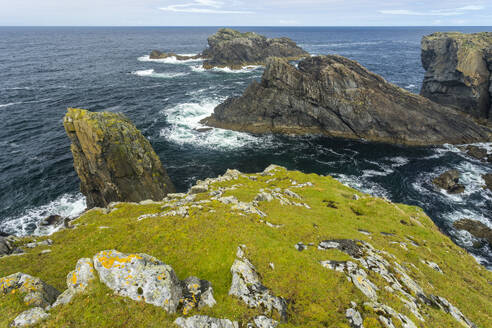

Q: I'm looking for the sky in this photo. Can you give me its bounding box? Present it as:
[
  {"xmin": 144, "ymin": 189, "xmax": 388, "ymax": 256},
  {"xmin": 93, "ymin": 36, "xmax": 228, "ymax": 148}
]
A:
[{"xmin": 0, "ymin": 0, "xmax": 491, "ymax": 26}]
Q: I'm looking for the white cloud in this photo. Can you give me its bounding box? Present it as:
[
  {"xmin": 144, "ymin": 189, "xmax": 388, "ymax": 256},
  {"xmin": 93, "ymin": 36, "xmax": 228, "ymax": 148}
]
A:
[
  {"xmin": 159, "ymin": 0, "xmax": 254, "ymax": 14},
  {"xmin": 380, "ymin": 4, "xmax": 485, "ymax": 16}
]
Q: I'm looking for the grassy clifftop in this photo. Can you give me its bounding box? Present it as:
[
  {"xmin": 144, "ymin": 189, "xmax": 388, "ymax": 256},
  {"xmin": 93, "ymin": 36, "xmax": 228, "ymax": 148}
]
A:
[{"xmin": 1, "ymin": 166, "xmax": 491, "ymax": 327}]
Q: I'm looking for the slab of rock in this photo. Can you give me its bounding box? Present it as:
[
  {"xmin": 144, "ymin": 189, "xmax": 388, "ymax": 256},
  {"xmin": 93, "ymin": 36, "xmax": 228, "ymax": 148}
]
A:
[
  {"xmin": 0, "ymin": 273, "xmax": 60, "ymax": 308},
  {"xmin": 432, "ymin": 170, "xmax": 465, "ymax": 194},
  {"xmin": 10, "ymin": 307, "xmax": 49, "ymax": 327},
  {"xmin": 53, "ymin": 258, "xmax": 97, "ymax": 307},
  {"xmin": 174, "ymin": 315, "xmax": 238, "ymax": 328},
  {"xmin": 229, "ymin": 246, "xmax": 287, "ymax": 319},
  {"xmin": 421, "ymin": 32, "xmax": 492, "ymax": 120},
  {"xmin": 202, "ymin": 56, "xmax": 491, "ymax": 146},
  {"xmin": 453, "ymin": 219, "xmax": 492, "ymax": 246},
  {"xmin": 201, "ymin": 28, "xmax": 308, "ymax": 69},
  {"xmin": 64, "ymin": 108, "xmax": 175, "ymax": 208}
]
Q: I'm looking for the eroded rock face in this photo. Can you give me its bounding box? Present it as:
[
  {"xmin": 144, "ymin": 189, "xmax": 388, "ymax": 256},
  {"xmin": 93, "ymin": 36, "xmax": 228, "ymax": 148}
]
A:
[
  {"xmin": 229, "ymin": 246, "xmax": 287, "ymax": 320},
  {"xmin": 201, "ymin": 28, "xmax": 309, "ymax": 69},
  {"xmin": 453, "ymin": 219, "xmax": 492, "ymax": 247},
  {"xmin": 421, "ymin": 32, "xmax": 492, "ymax": 120},
  {"xmin": 64, "ymin": 108, "xmax": 175, "ymax": 208},
  {"xmin": 202, "ymin": 56, "xmax": 491, "ymax": 146},
  {"xmin": 432, "ymin": 170, "xmax": 465, "ymax": 194},
  {"xmin": 0, "ymin": 273, "xmax": 60, "ymax": 308}
]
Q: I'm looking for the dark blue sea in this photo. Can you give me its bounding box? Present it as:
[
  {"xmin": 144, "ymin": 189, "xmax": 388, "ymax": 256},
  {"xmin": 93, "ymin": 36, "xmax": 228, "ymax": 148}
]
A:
[{"xmin": 0, "ymin": 26, "xmax": 491, "ymax": 268}]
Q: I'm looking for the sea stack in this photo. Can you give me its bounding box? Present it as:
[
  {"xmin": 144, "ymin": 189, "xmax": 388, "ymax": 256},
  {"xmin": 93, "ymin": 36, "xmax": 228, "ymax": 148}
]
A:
[
  {"xmin": 421, "ymin": 32, "xmax": 492, "ymax": 121},
  {"xmin": 63, "ymin": 108, "xmax": 175, "ymax": 208},
  {"xmin": 202, "ymin": 56, "xmax": 491, "ymax": 146}
]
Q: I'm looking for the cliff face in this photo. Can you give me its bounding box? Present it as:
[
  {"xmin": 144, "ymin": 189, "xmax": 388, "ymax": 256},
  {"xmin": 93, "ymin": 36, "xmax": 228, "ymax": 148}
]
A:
[
  {"xmin": 421, "ymin": 32, "xmax": 492, "ymax": 121},
  {"xmin": 63, "ymin": 108, "xmax": 174, "ymax": 208},
  {"xmin": 202, "ymin": 56, "xmax": 491, "ymax": 146},
  {"xmin": 1, "ymin": 166, "xmax": 491, "ymax": 327},
  {"xmin": 201, "ymin": 28, "xmax": 309, "ymax": 69}
]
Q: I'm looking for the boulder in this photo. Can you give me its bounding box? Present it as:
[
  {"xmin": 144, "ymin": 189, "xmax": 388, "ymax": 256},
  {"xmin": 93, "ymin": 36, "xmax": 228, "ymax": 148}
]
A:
[
  {"xmin": 0, "ymin": 237, "xmax": 11, "ymax": 256},
  {"xmin": 0, "ymin": 273, "xmax": 60, "ymax": 308},
  {"xmin": 453, "ymin": 219, "xmax": 492, "ymax": 247},
  {"xmin": 64, "ymin": 108, "xmax": 175, "ymax": 208},
  {"xmin": 229, "ymin": 246, "xmax": 287, "ymax": 319},
  {"xmin": 201, "ymin": 56, "xmax": 491, "ymax": 146},
  {"xmin": 463, "ymin": 145, "xmax": 488, "ymax": 161},
  {"xmin": 174, "ymin": 315, "xmax": 238, "ymax": 328},
  {"xmin": 248, "ymin": 316, "xmax": 279, "ymax": 328},
  {"xmin": 10, "ymin": 307, "xmax": 49, "ymax": 327},
  {"xmin": 421, "ymin": 32, "xmax": 492, "ymax": 120},
  {"xmin": 52, "ymin": 258, "xmax": 97, "ymax": 307},
  {"xmin": 483, "ymin": 173, "xmax": 492, "ymax": 191},
  {"xmin": 93, "ymin": 250, "xmax": 216, "ymax": 314},
  {"xmin": 432, "ymin": 170, "xmax": 465, "ymax": 194},
  {"xmin": 201, "ymin": 28, "xmax": 309, "ymax": 69}
]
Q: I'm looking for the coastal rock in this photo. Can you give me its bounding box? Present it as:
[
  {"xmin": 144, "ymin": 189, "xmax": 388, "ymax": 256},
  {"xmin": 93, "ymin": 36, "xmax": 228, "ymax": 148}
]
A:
[
  {"xmin": 174, "ymin": 315, "xmax": 238, "ymax": 328},
  {"xmin": 432, "ymin": 170, "xmax": 465, "ymax": 194},
  {"xmin": 483, "ymin": 173, "xmax": 492, "ymax": 191},
  {"xmin": 453, "ymin": 219, "xmax": 492, "ymax": 246},
  {"xmin": 421, "ymin": 32, "xmax": 492, "ymax": 120},
  {"xmin": 201, "ymin": 28, "xmax": 308, "ymax": 69},
  {"xmin": 10, "ymin": 307, "xmax": 49, "ymax": 327},
  {"xmin": 229, "ymin": 246, "xmax": 287, "ymax": 319},
  {"xmin": 0, "ymin": 273, "xmax": 60, "ymax": 308},
  {"xmin": 0, "ymin": 237, "xmax": 11, "ymax": 256},
  {"xmin": 53, "ymin": 258, "xmax": 97, "ymax": 307},
  {"xmin": 64, "ymin": 108, "xmax": 175, "ymax": 208},
  {"xmin": 462, "ymin": 145, "xmax": 489, "ymax": 161},
  {"xmin": 202, "ymin": 56, "xmax": 491, "ymax": 146}
]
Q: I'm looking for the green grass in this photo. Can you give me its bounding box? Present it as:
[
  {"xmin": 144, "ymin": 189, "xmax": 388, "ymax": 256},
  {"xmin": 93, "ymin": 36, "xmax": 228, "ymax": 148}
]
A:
[{"xmin": 0, "ymin": 168, "xmax": 491, "ymax": 327}]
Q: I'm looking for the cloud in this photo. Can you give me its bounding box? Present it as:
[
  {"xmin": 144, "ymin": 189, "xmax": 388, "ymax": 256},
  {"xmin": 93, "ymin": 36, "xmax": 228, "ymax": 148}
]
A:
[
  {"xmin": 159, "ymin": 0, "xmax": 254, "ymax": 14},
  {"xmin": 380, "ymin": 4, "xmax": 484, "ymax": 16}
]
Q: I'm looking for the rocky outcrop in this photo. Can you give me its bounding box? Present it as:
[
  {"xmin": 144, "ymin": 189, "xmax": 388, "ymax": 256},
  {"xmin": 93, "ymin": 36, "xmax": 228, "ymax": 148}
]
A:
[
  {"xmin": 93, "ymin": 250, "xmax": 216, "ymax": 314},
  {"xmin": 453, "ymin": 219, "xmax": 492, "ymax": 247},
  {"xmin": 460, "ymin": 145, "xmax": 492, "ymax": 162},
  {"xmin": 421, "ymin": 32, "xmax": 492, "ymax": 121},
  {"xmin": 64, "ymin": 108, "xmax": 175, "ymax": 208},
  {"xmin": 202, "ymin": 56, "xmax": 491, "ymax": 146},
  {"xmin": 52, "ymin": 258, "xmax": 97, "ymax": 307},
  {"xmin": 0, "ymin": 273, "xmax": 60, "ymax": 308},
  {"xmin": 201, "ymin": 28, "xmax": 308, "ymax": 69},
  {"xmin": 10, "ymin": 307, "xmax": 50, "ymax": 327},
  {"xmin": 432, "ymin": 170, "xmax": 465, "ymax": 194}
]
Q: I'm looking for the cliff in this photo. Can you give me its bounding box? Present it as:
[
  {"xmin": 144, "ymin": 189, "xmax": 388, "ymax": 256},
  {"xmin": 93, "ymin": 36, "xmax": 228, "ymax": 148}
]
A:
[
  {"xmin": 421, "ymin": 32, "xmax": 492, "ymax": 122},
  {"xmin": 202, "ymin": 56, "xmax": 491, "ymax": 146},
  {"xmin": 63, "ymin": 108, "xmax": 175, "ymax": 208},
  {"xmin": 1, "ymin": 166, "xmax": 491, "ymax": 327}
]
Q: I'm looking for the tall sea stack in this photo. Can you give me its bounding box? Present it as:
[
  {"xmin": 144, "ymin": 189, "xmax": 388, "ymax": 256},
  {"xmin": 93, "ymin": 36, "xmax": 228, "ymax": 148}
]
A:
[
  {"xmin": 64, "ymin": 108, "xmax": 175, "ymax": 208},
  {"xmin": 421, "ymin": 32, "xmax": 492, "ymax": 121}
]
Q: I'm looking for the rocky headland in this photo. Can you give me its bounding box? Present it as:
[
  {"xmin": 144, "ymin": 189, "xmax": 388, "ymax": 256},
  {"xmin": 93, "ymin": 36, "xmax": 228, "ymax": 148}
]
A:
[
  {"xmin": 421, "ymin": 32, "xmax": 492, "ymax": 122},
  {"xmin": 63, "ymin": 108, "xmax": 175, "ymax": 208},
  {"xmin": 150, "ymin": 28, "xmax": 309, "ymax": 70},
  {"xmin": 201, "ymin": 56, "xmax": 492, "ymax": 146}
]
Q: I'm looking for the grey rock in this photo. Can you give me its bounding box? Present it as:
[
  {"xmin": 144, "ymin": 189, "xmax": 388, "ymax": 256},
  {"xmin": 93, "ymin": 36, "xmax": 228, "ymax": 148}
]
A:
[
  {"xmin": 0, "ymin": 237, "xmax": 11, "ymax": 256},
  {"xmin": 432, "ymin": 170, "xmax": 465, "ymax": 194},
  {"xmin": 346, "ymin": 307, "xmax": 364, "ymax": 328},
  {"xmin": 25, "ymin": 239, "xmax": 52, "ymax": 249},
  {"xmin": 202, "ymin": 56, "xmax": 491, "ymax": 146},
  {"xmin": 10, "ymin": 307, "xmax": 49, "ymax": 327},
  {"xmin": 254, "ymin": 192, "xmax": 274, "ymax": 202},
  {"xmin": 0, "ymin": 273, "xmax": 60, "ymax": 308},
  {"xmin": 249, "ymin": 316, "xmax": 279, "ymax": 328},
  {"xmin": 453, "ymin": 219, "xmax": 492, "ymax": 247},
  {"xmin": 294, "ymin": 242, "xmax": 308, "ymax": 251},
  {"xmin": 429, "ymin": 295, "xmax": 477, "ymax": 328},
  {"xmin": 420, "ymin": 260, "xmax": 443, "ymax": 274},
  {"xmin": 53, "ymin": 258, "xmax": 97, "ymax": 307},
  {"xmin": 174, "ymin": 315, "xmax": 238, "ymax": 328},
  {"xmin": 190, "ymin": 184, "xmax": 209, "ymax": 194},
  {"xmin": 229, "ymin": 246, "xmax": 287, "ymax": 319},
  {"xmin": 180, "ymin": 276, "xmax": 216, "ymax": 314}
]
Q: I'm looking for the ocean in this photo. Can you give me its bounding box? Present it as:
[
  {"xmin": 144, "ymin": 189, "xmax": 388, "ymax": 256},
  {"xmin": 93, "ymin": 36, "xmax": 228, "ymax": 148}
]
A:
[{"xmin": 0, "ymin": 26, "xmax": 490, "ymax": 268}]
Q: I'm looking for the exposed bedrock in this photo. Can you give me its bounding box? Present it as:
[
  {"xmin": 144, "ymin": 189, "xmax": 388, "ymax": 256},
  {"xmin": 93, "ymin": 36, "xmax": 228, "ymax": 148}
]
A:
[
  {"xmin": 421, "ymin": 32, "xmax": 492, "ymax": 121},
  {"xmin": 202, "ymin": 56, "xmax": 491, "ymax": 146},
  {"xmin": 63, "ymin": 108, "xmax": 175, "ymax": 209}
]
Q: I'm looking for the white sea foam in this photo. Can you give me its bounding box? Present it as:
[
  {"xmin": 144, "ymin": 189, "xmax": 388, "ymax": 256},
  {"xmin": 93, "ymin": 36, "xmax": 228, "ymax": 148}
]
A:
[
  {"xmin": 160, "ymin": 98, "xmax": 270, "ymax": 149},
  {"xmin": 334, "ymin": 173, "xmax": 390, "ymax": 199},
  {"xmin": 1, "ymin": 193, "xmax": 86, "ymax": 236},
  {"xmin": 190, "ymin": 64, "xmax": 262, "ymax": 74},
  {"xmin": 131, "ymin": 69, "xmax": 188, "ymax": 79},
  {"xmin": 137, "ymin": 55, "xmax": 203, "ymax": 64},
  {"xmin": 386, "ymin": 156, "xmax": 410, "ymax": 167},
  {"xmin": 0, "ymin": 102, "xmax": 21, "ymax": 108}
]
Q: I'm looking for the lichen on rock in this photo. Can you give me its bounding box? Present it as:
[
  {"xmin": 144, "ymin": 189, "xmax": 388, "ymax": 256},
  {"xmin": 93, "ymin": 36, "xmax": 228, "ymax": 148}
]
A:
[
  {"xmin": 0, "ymin": 272, "xmax": 60, "ymax": 308},
  {"xmin": 63, "ymin": 108, "xmax": 175, "ymax": 208}
]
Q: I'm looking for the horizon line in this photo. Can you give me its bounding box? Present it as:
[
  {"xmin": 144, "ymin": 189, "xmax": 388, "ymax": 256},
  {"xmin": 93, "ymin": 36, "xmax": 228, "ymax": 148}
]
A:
[{"xmin": 0, "ymin": 25, "xmax": 491, "ymax": 28}]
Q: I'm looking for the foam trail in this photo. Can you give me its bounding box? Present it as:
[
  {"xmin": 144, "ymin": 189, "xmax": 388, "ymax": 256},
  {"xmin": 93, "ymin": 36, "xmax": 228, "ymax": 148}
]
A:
[
  {"xmin": 131, "ymin": 69, "xmax": 188, "ymax": 79},
  {"xmin": 190, "ymin": 64, "xmax": 262, "ymax": 74},
  {"xmin": 1, "ymin": 193, "xmax": 86, "ymax": 236},
  {"xmin": 138, "ymin": 55, "xmax": 203, "ymax": 64},
  {"xmin": 160, "ymin": 98, "xmax": 271, "ymax": 150},
  {"xmin": 0, "ymin": 102, "xmax": 21, "ymax": 108}
]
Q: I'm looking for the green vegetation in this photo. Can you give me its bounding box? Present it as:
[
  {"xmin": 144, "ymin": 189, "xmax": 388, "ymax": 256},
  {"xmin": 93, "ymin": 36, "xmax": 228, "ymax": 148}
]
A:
[{"xmin": 1, "ymin": 168, "xmax": 491, "ymax": 327}]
